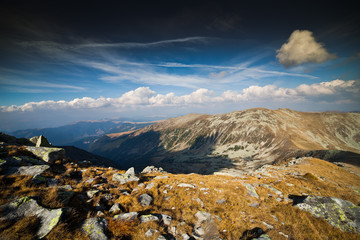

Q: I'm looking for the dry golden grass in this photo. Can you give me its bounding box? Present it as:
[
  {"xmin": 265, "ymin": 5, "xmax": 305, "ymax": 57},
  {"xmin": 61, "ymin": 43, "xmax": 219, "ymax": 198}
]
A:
[
  {"xmin": 0, "ymin": 216, "xmax": 40, "ymax": 240},
  {"xmin": 1, "ymin": 150, "xmax": 360, "ymax": 240}
]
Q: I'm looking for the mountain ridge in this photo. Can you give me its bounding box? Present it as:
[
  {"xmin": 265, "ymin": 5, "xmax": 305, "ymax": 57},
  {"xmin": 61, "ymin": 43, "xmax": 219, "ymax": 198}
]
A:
[{"xmin": 88, "ymin": 108, "xmax": 360, "ymax": 174}]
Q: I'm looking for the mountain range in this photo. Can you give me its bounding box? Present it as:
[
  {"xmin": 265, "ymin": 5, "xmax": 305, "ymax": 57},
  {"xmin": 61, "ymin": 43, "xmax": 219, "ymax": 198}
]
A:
[
  {"xmin": 10, "ymin": 120, "xmax": 155, "ymax": 146},
  {"xmin": 86, "ymin": 108, "xmax": 360, "ymax": 174}
]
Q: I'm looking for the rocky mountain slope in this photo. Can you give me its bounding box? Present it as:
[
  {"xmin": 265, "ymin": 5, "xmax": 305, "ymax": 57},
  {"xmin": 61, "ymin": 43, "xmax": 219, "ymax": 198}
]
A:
[
  {"xmin": 1, "ymin": 134, "xmax": 360, "ymax": 239},
  {"xmin": 10, "ymin": 120, "xmax": 155, "ymax": 146},
  {"xmin": 88, "ymin": 108, "xmax": 360, "ymax": 174}
]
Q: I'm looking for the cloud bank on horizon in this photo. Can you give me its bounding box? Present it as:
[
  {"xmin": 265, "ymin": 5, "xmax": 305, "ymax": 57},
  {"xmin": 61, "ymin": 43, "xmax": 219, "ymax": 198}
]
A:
[{"xmin": 0, "ymin": 1, "xmax": 359, "ymax": 131}]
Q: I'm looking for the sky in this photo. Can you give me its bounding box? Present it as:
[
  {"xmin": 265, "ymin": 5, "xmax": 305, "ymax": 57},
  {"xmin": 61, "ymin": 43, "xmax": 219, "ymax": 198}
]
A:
[{"xmin": 0, "ymin": 1, "xmax": 359, "ymax": 131}]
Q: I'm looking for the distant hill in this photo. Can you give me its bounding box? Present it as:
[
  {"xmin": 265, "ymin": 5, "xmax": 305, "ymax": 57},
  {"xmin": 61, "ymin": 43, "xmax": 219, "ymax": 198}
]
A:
[
  {"xmin": 10, "ymin": 120, "xmax": 155, "ymax": 147},
  {"xmin": 87, "ymin": 108, "xmax": 360, "ymax": 174}
]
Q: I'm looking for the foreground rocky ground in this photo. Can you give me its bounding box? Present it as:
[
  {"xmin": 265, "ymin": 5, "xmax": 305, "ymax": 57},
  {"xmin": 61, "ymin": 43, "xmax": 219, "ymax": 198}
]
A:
[{"xmin": 1, "ymin": 134, "xmax": 360, "ymax": 239}]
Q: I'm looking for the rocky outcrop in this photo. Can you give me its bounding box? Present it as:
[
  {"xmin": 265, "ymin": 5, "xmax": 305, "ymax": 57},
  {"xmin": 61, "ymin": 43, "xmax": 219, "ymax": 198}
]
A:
[
  {"xmin": 25, "ymin": 146, "xmax": 65, "ymax": 163},
  {"xmin": 292, "ymin": 195, "xmax": 360, "ymax": 232},
  {"xmin": 0, "ymin": 197, "xmax": 62, "ymax": 238},
  {"xmin": 30, "ymin": 135, "xmax": 52, "ymax": 147},
  {"xmin": 112, "ymin": 167, "xmax": 139, "ymax": 184}
]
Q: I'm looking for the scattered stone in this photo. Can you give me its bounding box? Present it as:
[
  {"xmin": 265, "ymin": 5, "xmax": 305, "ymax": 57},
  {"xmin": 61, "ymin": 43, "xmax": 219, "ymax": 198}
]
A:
[
  {"xmin": 292, "ymin": 195, "xmax": 360, "ymax": 232},
  {"xmin": 193, "ymin": 211, "xmax": 220, "ymax": 239},
  {"xmin": 112, "ymin": 167, "xmax": 139, "ymax": 184},
  {"xmin": 85, "ymin": 178, "xmax": 95, "ymax": 184},
  {"xmin": 200, "ymin": 187, "xmax": 209, "ymax": 191},
  {"xmin": 154, "ymin": 175, "xmax": 169, "ymax": 180},
  {"xmin": 279, "ymin": 232, "xmax": 289, "ymax": 238},
  {"xmin": 243, "ymin": 183, "xmax": 259, "ymax": 199},
  {"xmin": 138, "ymin": 193, "xmax": 153, "ymax": 206},
  {"xmin": 146, "ymin": 182, "xmax": 155, "ymax": 190},
  {"xmin": 145, "ymin": 228, "xmax": 155, "ymax": 237},
  {"xmin": 0, "ymin": 197, "xmax": 63, "ymax": 238},
  {"xmin": 81, "ymin": 217, "xmax": 108, "ymax": 240},
  {"xmin": 87, "ymin": 190, "xmax": 99, "ymax": 198},
  {"xmin": 140, "ymin": 214, "xmax": 159, "ymax": 223},
  {"xmin": 181, "ymin": 233, "xmax": 191, "ymax": 240},
  {"xmin": 161, "ymin": 214, "xmax": 172, "ymax": 225},
  {"xmin": 114, "ymin": 212, "xmax": 138, "ymax": 221},
  {"xmin": 249, "ymin": 202, "xmax": 260, "ymax": 208},
  {"xmin": 262, "ymin": 221, "xmax": 274, "ymax": 230},
  {"xmin": 96, "ymin": 211, "xmax": 105, "ymax": 217},
  {"xmin": 109, "ymin": 203, "xmax": 121, "ymax": 213},
  {"xmin": 216, "ymin": 199, "xmax": 226, "ymax": 204},
  {"xmin": 261, "ymin": 184, "xmax": 283, "ymax": 196},
  {"xmin": 177, "ymin": 183, "xmax": 196, "ymax": 188},
  {"xmin": 25, "ymin": 146, "xmax": 66, "ymax": 163},
  {"xmin": 141, "ymin": 165, "xmax": 166, "ymax": 174}
]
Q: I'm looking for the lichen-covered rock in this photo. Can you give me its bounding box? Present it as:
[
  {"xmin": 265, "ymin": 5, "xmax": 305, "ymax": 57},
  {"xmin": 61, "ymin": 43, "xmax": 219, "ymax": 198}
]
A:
[
  {"xmin": 292, "ymin": 195, "xmax": 360, "ymax": 232},
  {"xmin": 138, "ymin": 193, "xmax": 153, "ymax": 206},
  {"xmin": 30, "ymin": 135, "xmax": 52, "ymax": 147},
  {"xmin": 112, "ymin": 167, "xmax": 139, "ymax": 184},
  {"xmin": 140, "ymin": 214, "xmax": 160, "ymax": 223},
  {"xmin": 243, "ymin": 183, "xmax": 259, "ymax": 199},
  {"xmin": 7, "ymin": 165, "xmax": 50, "ymax": 176},
  {"xmin": 81, "ymin": 217, "xmax": 108, "ymax": 240},
  {"xmin": 25, "ymin": 146, "xmax": 65, "ymax": 163},
  {"xmin": 0, "ymin": 197, "xmax": 62, "ymax": 238}
]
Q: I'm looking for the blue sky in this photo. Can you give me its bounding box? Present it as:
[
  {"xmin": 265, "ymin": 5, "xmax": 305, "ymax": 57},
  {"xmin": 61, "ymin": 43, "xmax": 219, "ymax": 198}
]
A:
[{"xmin": 0, "ymin": 1, "xmax": 359, "ymax": 131}]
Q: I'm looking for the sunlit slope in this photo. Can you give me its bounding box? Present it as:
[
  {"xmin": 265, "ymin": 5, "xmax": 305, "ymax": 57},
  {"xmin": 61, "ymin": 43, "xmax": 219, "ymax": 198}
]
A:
[{"xmin": 89, "ymin": 108, "xmax": 360, "ymax": 172}]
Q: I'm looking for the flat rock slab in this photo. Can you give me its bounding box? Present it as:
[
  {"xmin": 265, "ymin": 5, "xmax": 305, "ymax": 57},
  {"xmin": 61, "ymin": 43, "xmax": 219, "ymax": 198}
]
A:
[
  {"xmin": 243, "ymin": 183, "xmax": 259, "ymax": 199},
  {"xmin": 113, "ymin": 212, "xmax": 138, "ymax": 221},
  {"xmin": 292, "ymin": 195, "xmax": 360, "ymax": 232},
  {"xmin": 0, "ymin": 197, "xmax": 62, "ymax": 238},
  {"xmin": 82, "ymin": 217, "xmax": 108, "ymax": 240},
  {"xmin": 25, "ymin": 146, "xmax": 65, "ymax": 163},
  {"xmin": 6, "ymin": 165, "xmax": 50, "ymax": 176}
]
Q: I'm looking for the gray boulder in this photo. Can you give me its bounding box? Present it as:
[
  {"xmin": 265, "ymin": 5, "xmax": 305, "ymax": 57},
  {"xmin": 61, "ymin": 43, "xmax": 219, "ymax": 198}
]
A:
[
  {"xmin": 112, "ymin": 167, "xmax": 139, "ymax": 184},
  {"xmin": 25, "ymin": 146, "xmax": 65, "ymax": 163},
  {"xmin": 292, "ymin": 195, "xmax": 360, "ymax": 232},
  {"xmin": 0, "ymin": 197, "xmax": 62, "ymax": 238},
  {"xmin": 82, "ymin": 217, "xmax": 108, "ymax": 240},
  {"xmin": 193, "ymin": 211, "xmax": 220, "ymax": 240},
  {"xmin": 138, "ymin": 193, "xmax": 153, "ymax": 206}
]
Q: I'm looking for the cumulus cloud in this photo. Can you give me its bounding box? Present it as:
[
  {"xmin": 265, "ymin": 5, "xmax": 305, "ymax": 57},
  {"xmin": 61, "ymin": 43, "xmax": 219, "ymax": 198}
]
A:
[
  {"xmin": 1, "ymin": 80, "xmax": 358, "ymax": 113},
  {"xmin": 276, "ymin": 30, "xmax": 337, "ymax": 67}
]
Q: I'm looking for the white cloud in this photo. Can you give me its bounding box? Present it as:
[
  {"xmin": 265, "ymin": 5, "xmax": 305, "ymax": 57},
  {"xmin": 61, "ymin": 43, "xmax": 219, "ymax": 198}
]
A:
[
  {"xmin": 1, "ymin": 80, "xmax": 358, "ymax": 113},
  {"xmin": 276, "ymin": 30, "xmax": 336, "ymax": 67}
]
